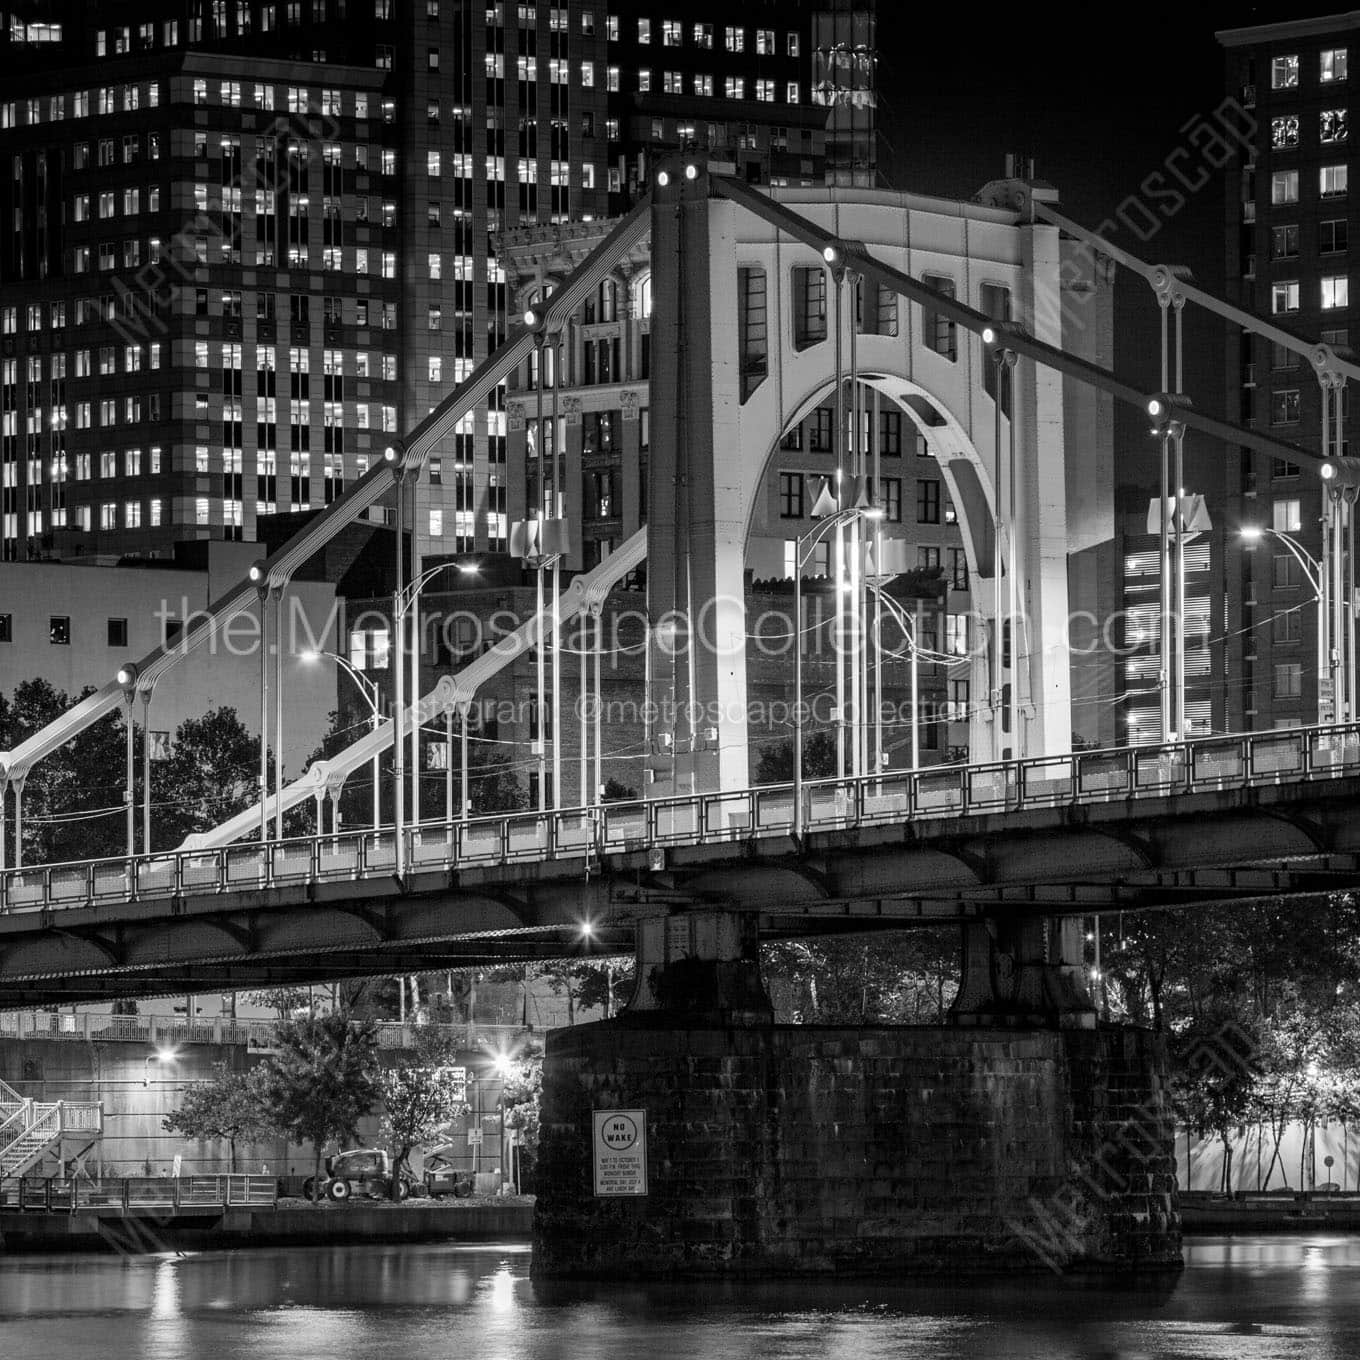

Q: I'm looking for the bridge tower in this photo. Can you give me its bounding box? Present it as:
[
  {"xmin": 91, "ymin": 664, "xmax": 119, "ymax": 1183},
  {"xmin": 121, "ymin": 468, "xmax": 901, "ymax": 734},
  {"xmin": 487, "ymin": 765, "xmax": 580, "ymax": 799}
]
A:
[{"xmin": 644, "ymin": 161, "xmax": 1112, "ymax": 798}]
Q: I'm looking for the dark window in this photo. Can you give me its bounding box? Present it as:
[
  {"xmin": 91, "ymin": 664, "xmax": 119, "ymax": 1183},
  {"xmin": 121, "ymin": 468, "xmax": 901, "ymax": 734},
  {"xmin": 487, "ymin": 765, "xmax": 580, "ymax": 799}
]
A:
[
  {"xmin": 922, "ymin": 274, "xmax": 957, "ymax": 361},
  {"xmin": 738, "ymin": 265, "xmax": 768, "ymax": 400},
  {"xmin": 917, "ymin": 546, "xmax": 940, "ymax": 570},
  {"xmin": 809, "ymin": 408, "xmax": 833, "ymax": 453},
  {"xmin": 1321, "ymin": 218, "xmax": 1349, "ymax": 253},
  {"xmin": 1272, "ymin": 610, "xmax": 1302, "ymax": 643},
  {"xmin": 1273, "ymin": 553, "xmax": 1300, "ymax": 589},
  {"xmin": 917, "ymin": 480, "xmax": 941, "ymax": 524},
  {"xmin": 1272, "ymin": 457, "xmax": 1300, "ymax": 478},
  {"xmin": 1272, "ymin": 389, "xmax": 1301, "ymax": 424},
  {"xmin": 779, "ymin": 424, "xmax": 803, "ymax": 451},
  {"xmin": 878, "ymin": 409, "xmax": 901, "ymax": 456},
  {"xmin": 107, "ymin": 617, "xmax": 129, "ymax": 647},
  {"xmin": 1271, "ymin": 224, "xmax": 1299, "ymax": 259},
  {"xmin": 0, "ymin": 614, "xmax": 9, "ymax": 641},
  {"xmin": 881, "ymin": 477, "xmax": 901, "ymax": 522},
  {"xmin": 778, "ymin": 471, "xmax": 804, "ymax": 518},
  {"xmin": 49, "ymin": 616, "xmax": 71, "ymax": 645},
  {"xmin": 949, "ymin": 547, "xmax": 969, "ymax": 590},
  {"xmin": 792, "ymin": 265, "xmax": 827, "ymax": 349}
]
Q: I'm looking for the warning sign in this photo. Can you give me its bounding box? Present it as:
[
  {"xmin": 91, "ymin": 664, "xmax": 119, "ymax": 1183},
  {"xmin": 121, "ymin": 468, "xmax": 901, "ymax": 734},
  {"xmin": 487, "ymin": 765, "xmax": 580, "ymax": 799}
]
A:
[{"xmin": 592, "ymin": 1109, "xmax": 648, "ymax": 1196}]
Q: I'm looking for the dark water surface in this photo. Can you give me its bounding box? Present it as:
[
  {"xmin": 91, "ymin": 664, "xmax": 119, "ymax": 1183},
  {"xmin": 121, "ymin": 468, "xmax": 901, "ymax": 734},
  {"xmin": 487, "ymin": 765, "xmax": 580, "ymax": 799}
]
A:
[{"xmin": 0, "ymin": 1236, "xmax": 1350, "ymax": 1359}]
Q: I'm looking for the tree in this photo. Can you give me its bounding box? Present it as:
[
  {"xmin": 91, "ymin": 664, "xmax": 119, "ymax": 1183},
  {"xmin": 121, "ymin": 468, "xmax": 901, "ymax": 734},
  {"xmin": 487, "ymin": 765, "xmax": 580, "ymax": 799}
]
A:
[
  {"xmin": 753, "ymin": 731, "xmax": 837, "ymax": 786},
  {"xmin": 151, "ymin": 706, "xmax": 267, "ymax": 849},
  {"xmin": 245, "ymin": 987, "xmax": 312, "ymax": 1019},
  {"xmin": 379, "ymin": 1029, "xmax": 470, "ymax": 1193},
  {"xmin": 256, "ymin": 1012, "xmax": 381, "ymax": 1202},
  {"xmin": 162, "ymin": 1067, "xmax": 273, "ymax": 1173}
]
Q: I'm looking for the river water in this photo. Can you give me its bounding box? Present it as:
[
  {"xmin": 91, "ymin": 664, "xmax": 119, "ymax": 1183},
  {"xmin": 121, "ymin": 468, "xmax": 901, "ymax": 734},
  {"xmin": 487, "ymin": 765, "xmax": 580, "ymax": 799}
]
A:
[{"xmin": 0, "ymin": 1236, "xmax": 1352, "ymax": 1359}]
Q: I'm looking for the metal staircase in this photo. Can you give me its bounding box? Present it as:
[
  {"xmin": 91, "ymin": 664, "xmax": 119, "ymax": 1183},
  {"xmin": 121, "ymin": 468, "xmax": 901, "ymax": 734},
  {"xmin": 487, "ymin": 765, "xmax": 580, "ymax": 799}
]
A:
[{"xmin": 0, "ymin": 1077, "xmax": 98, "ymax": 1179}]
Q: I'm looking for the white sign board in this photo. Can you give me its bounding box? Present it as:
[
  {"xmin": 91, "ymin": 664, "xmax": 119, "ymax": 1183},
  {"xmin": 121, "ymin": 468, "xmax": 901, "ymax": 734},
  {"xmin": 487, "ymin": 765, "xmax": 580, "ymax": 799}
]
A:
[{"xmin": 592, "ymin": 1109, "xmax": 648, "ymax": 1196}]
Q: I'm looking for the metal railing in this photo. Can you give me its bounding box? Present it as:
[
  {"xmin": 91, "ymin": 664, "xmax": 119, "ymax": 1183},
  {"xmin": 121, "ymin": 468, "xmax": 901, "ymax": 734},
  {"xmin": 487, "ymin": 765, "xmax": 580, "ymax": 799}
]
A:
[
  {"xmin": 0, "ymin": 1012, "xmax": 535, "ymax": 1047},
  {"xmin": 0, "ymin": 1173, "xmax": 278, "ymax": 1213},
  {"xmin": 3, "ymin": 723, "xmax": 1359, "ymax": 916}
]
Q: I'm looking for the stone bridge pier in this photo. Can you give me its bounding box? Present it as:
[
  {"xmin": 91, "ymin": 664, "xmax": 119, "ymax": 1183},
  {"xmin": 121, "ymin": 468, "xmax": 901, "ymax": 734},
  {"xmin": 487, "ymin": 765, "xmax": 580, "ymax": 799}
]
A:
[{"xmin": 532, "ymin": 910, "xmax": 1181, "ymax": 1278}]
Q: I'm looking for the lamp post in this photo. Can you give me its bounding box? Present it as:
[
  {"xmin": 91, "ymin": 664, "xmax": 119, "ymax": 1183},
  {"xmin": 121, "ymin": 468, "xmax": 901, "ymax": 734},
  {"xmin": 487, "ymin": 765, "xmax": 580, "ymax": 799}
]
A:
[
  {"xmin": 863, "ymin": 580, "xmax": 921, "ymax": 772},
  {"xmin": 301, "ymin": 649, "xmax": 382, "ymax": 829},
  {"xmin": 116, "ymin": 664, "xmax": 138, "ymax": 858},
  {"xmin": 792, "ymin": 488, "xmax": 882, "ymax": 839},
  {"xmin": 1240, "ymin": 524, "xmax": 1327, "ymax": 723},
  {"xmin": 1320, "ymin": 456, "xmax": 1360, "ymax": 724},
  {"xmin": 510, "ymin": 518, "xmax": 569, "ymax": 813}
]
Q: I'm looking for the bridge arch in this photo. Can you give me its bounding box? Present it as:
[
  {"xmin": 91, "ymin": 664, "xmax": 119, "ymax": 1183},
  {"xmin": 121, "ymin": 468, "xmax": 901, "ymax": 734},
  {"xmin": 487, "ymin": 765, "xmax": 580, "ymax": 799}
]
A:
[{"xmin": 645, "ymin": 175, "xmax": 1086, "ymax": 793}]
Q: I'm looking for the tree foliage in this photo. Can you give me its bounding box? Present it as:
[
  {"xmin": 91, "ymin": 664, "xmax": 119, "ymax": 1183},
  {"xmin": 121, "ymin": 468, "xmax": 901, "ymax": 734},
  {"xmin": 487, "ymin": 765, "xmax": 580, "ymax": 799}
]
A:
[
  {"xmin": 255, "ymin": 1012, "xmax": 381, "ymax": 1201},
  {"xmin": 162, "ymin": 1067, "xmax": 273, "ymax": 1173},
  {"xmin": 379, "ymin": 1028, "xmax": 470, "ymax": 1176}
]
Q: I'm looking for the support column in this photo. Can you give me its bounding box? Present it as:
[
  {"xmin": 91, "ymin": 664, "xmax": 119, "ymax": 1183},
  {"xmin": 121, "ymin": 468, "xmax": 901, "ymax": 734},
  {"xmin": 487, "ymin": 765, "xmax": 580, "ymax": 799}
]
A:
[
  {"xmin": 626, "ymin": 910, "xmax": 772, "ymax": 1025},
  {"xmin": 645, "ymin": 164, "xmax": 749, "ymax": 797},
  {"xmin": 949, "ymin": 916, "xmax": 1096, "ymax": 1029}
]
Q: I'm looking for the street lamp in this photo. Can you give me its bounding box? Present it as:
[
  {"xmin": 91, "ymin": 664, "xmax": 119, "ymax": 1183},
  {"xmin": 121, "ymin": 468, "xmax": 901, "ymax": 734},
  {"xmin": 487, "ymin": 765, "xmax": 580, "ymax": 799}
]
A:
[
  {"xmin": 792, "ymin": 486, "xmax": 882, "ymax": 839},
  {"xmin": 301, "ymin": 649, "xmax": 382, "ymax": 830},
  {"xmin": 1240, "ymin": 526, "xmax": 1326, "ymax": 720},
  {"xmin": 116, "ymin": 663, "xmax": 138, "ymax": 858},
  {"xmin": 396, "ymin": 559, "xmax": 466, "ymax": 829},
  {"xmin": 510, "ymin": 518, "xmax": 570, "ymax": 814},
  {"xmin": 863, "ymin": 581, "xmax": 921, "ymax": 773}
]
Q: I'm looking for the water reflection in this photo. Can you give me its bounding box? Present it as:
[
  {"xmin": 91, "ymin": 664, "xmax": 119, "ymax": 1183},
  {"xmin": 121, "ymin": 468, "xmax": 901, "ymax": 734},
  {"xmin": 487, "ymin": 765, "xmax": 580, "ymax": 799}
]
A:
[{"xmin": 0, "ymin": 1237, "xmax": 1356, "ymax": 1360}]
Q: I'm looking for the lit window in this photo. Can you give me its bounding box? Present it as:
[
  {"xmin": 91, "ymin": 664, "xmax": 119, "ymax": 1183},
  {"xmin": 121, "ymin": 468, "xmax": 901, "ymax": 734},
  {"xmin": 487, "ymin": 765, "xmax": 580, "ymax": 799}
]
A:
[
  {"xmin": 1321, "ymin": 108, "xmax": 1349, "ymax": 143},
  {"xmin": 428, "ymin": 251, "xmax": 442, "ymax": 279},
  {"xmin": 1322, "ymin": 48, "xmax": 1348, "ymax": 83},
  {"xmin": 427, "ymin": 150, "xmax": 440, "ymax": 176},
  {"xmin": 1271, "ymin": 280, "xmax": 1300, "ymax": 313},
  {"xmin": 1271, "ymin": 115, "xmax": 1299, "ymax": 149},
  {"xmin": 1273, "ymin": 497, "xmax": 1302, "ymax": 532},
  {"xmin": 637, "ymin": 16, "xmax": 649, "ymax": 42},
  {"xmin": 1271, "ymin": 54, "xmax": 1299, "ymax": 89},
  {"xmin": 725, "ymin": 25, "xmax": 743, "ymax": 52},
  {"xmin": 1322, "ymin": 163, "xmax": 1350, "ymax": 197},
  {"xmin": 662, "ymin": 19, "xmax": 680, "ymax": 45},
  {"xmin": 725, "ymin": 76, "xmax": 745, "ymax": 99},
  {"xmin": 1271, "ymin": 169, "xmax": 1299, "ymax": 203},
  {"xmin": 694, "ymin": 74, "xmax": 712, "ymax": 96},
  {"xmin": 1322, "ymin": 274, "xmax": 1349, "ymax": 309}
]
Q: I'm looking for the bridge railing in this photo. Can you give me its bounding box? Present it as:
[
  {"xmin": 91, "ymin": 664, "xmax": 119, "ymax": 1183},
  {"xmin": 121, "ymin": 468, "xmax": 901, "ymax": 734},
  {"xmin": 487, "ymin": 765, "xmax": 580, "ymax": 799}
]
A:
[{"xmin": 3, "ymin": 722, "xmax": 1360, "ymax": 916}]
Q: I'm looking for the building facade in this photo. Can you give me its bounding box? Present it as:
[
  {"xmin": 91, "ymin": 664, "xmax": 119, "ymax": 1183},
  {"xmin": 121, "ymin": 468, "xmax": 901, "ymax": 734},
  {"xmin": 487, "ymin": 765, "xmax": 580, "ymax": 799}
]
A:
[
  {"xmin": 1220, "ymin": 13, "xmax": 1354, "ymax": 731},
  {"xmin": 0, "ymin": 0, "xmax": 881, "ymax": 574}
]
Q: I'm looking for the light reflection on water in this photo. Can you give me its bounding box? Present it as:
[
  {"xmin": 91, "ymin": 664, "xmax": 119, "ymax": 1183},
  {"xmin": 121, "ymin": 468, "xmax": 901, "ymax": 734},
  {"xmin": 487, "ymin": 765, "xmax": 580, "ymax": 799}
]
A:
[{"xmin": 0, "ymin": 1236, "xmax": 1356, "ymax": 1360}]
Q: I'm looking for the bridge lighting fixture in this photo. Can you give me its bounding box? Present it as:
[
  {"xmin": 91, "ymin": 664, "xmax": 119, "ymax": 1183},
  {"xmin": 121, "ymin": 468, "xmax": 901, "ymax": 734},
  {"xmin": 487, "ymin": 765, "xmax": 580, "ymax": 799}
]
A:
[
  {"xmin": 116, "ymin": 664, "xmax": 138, "ymax": 688},
  {"xmin": 656, "ymin": 170, "xmax": 670, "ymax": 187},
  {"xmin": 1146, "ymin": 391, "xmax": 1191, "ymax": 436},
  {"xmin": 684, "ymin": 162, "xmax": 699, "ymax": 181},
  {"xmin": 1239, "ymin": 525, "xmax": 1264, "ymax": 542},
  {"xmin": 247, "ymin": 559, "xmax": 268, "ymax": 584},
  {"xmin": 523, "ymin": 308, "xmax": 545, "ymax": 332},
  {"xmin": 457, "ymin": 562, "xmax": 481, "ymax": 576},
  {"xmin": 821, "ymin": 242, "xmax": 843, "ymax": 268},
  {"xmin": 579, "ymin": 920, "xmax": 594, "ymax": 940}
]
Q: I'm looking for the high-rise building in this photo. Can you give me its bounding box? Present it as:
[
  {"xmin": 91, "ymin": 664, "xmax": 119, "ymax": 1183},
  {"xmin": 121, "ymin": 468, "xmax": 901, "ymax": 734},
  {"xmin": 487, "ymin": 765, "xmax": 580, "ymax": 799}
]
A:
[
  {"xmin": 0, "ymin": 1, "xmax": 881, "ymax": 571},
  {"xmin": 1219, "ymin": 14, "xmax": 1354, "ymax": 730}
]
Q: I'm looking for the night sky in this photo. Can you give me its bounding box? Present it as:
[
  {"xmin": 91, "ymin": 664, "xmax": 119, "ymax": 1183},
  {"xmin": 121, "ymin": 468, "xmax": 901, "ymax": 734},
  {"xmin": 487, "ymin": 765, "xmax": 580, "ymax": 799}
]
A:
[{"xmin": 875, "ymin": 3, "xmax": 1334, "ymax": 506}]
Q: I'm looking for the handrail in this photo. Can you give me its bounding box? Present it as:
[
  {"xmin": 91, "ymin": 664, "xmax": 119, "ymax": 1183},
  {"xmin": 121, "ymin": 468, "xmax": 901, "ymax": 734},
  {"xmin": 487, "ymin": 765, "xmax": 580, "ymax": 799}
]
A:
[{"xmin": 1, "ymin": 722, "xmax": 1358, "ymax": 917}]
